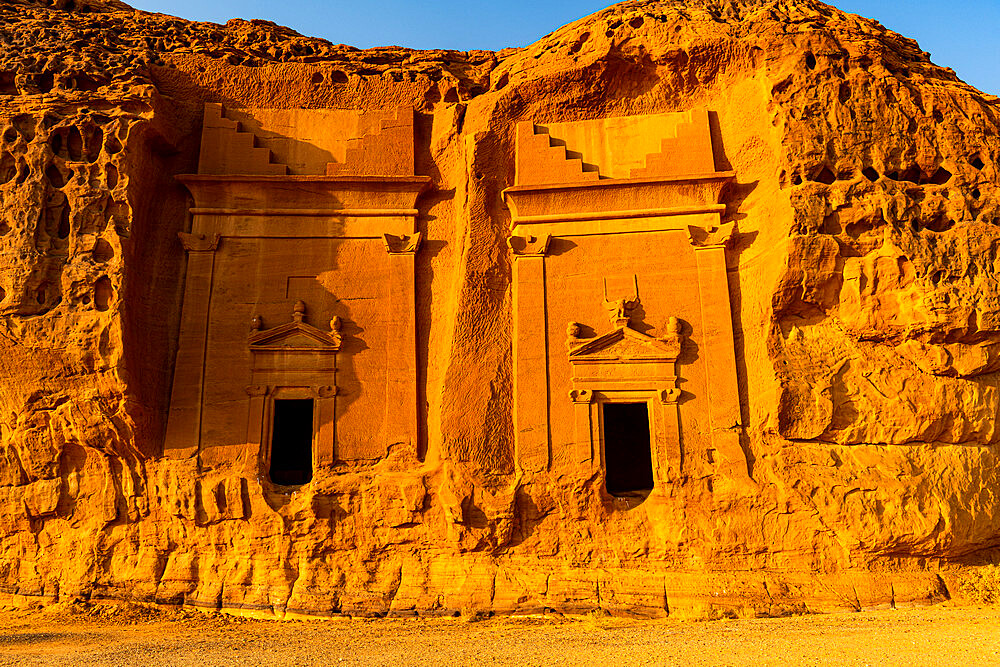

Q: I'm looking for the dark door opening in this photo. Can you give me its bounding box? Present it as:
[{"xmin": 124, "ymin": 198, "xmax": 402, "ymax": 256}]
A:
[
  {"xmin": 603, "ymin": 402, "xmax": 654, "ymax": 497},
  {"xmin": 270, "ymin": 399, "xmax": 314, "ymax": 485}
]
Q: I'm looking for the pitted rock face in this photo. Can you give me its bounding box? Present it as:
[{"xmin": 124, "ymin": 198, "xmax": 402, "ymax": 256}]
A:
[{"xmin": 0, "ymin": 0, "xmax": 997, "ymax": 616}]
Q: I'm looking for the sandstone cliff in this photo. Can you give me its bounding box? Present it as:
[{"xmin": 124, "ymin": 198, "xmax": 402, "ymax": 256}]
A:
[{"xmin": 0, "ymin": 0, "xmax": 998, "ymax": 616}]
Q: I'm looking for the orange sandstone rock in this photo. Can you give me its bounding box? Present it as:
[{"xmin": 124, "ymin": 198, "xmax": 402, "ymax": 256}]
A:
[{"xmin": 0, "ymin": 0, "xmax": 997, "ymax": 617}]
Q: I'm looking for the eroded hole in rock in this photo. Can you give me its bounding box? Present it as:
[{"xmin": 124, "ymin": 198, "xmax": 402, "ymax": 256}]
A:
[
  {"xmin": 888, "ymin": 165, "xmax": 922, "ymax": 184},
  {"xmin": 0, "ymin": 71, "xmax": 15, "ymax": 95},
  {"xmin": 846, "ymin": 216, "xmax": 879, "ymax": 238},
  {"xmin": 928, "ymin": 166, "xmax": 952, "ymax": 185},
  {"xmin": 105, "ymin": 132, "xmax": 122, "ymax": 155},
  {"xmin": 13, "ymin": 114, "xmax": 36, "ymax": 142},
  {"xmin": 93, "ymin": 276, "xmax": 112, "ymax": 311},
  {"xmin": 2, "ymin": 128, "xmax": 16, "ymax": 143},
  {"xmin": 49, "ymin": 131, "xmax": 64, "ymax": 158},
  {"xmin": 37, "ymin": 72, "xmax": 54, "ymax": 93},
  {"xmin": 45, "ymin": 163, "xmax": 65, "ymax": 188},
  {"xmin": 933, "ymin": 108, "xmax": 944, "ymax": 123},
  {"xmin": 311, "ymin": 71, "xmax": 323, "ymax": 84},
  {"xmin": 57, "ymin": 204, "xmax": 70, "ymax": 239},
  {"xmin": 92, "ymin": 238, "xmax": 114, "ymax": 262},
  {"xmin": 970, "ymin": 155, "xmax": 985, "ymax": 170},
  {"xmin": 71, "ymin": 73, "xmax": 105, "ymax": 92},
  {"xmin": 838, "ymin": 82, "xmax": 851, "ymax": 103},
  {"xmin": 925, "ymin": 213, "xmax": 955, "ymax": 233},
  {"xmin": 0, "ymin": 286, "xmax": 5, "ymax": 302},
  {"xmin": 805, "ymin": 52, "xmax": 817, "ymax": 70},
  {"xmin": 821, "ymin": 213, "xmax": 842, "ymax": 234},
  {"xmin": 66, "ymin": 126, "xmax": 83, "ymax": 161},
  {"xmin": 35, "ymin": 283, "xmax": 47, "ymax": 305},
  {"xmin": 86, "ymin": 127, "xmax": 102, "ymax": 163},
  {"xmin": 14, "ymin": 157, "xmax": 29, "ymax": 185},
  {"xmin": 972, "ymin": 188, "xmax": 981, "ymax": 199},
  {"xmin": 494, "ymin": 72, "xmax": 509, "ymax": 91},
  {"xmin": 269, "ymin": 399, "xmax": 313, "ymax": 485},
  {"xmin": 0, "ymin": 220, "xmax": 10, "ymax": 235},
  {"xmin": 810, "ymin": 166, "xmax": 836, "ymax": 185},
  {"xmin": 629, "ymin": 16, "xmax": 644, "ymax": 28},
  {"xmin": 900, "ymin": 165, "xmax": 921, "ymax": 183},
  {"xmin": 330, "ymin": 70, "xmax": 348, "ymax": 84},
  {"xmin": 862, "ymin": 167, "xmax": 879, "ymax": 182},
  {"xmin": 603, "ymin": 402, "xmax": 653, "ymax": 498},
  {"xmin": 105, "ymin": 162, "xmax": 118, "ymax": 188},
  {"xmin": 0, "ymin": 151, "xmax": 15, "ymax": 184}
]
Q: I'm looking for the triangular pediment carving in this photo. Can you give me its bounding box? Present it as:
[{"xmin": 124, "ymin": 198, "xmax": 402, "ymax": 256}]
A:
[
  {"xmin": 249, "ymin": 321, "xmax": 341, "ymax": 350},
  {"xmin": 569, "ymin": 326, "xmax": 681, "ymax": 362}
]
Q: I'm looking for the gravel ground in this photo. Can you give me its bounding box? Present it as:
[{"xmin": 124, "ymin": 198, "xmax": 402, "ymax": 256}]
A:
[{"xmin": 0, "ymin": 601, "xmax": 997, "ymax": 666}]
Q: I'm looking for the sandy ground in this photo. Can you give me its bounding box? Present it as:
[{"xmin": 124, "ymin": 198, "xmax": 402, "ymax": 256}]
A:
[{"xmin": 0, "ymin": 601, "xmax": 997, "ymax": 666}]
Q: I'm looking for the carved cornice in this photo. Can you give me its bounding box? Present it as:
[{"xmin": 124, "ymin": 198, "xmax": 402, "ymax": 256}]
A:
[
  {"xmin": 503, "ymin": 172, "xmax": 734, "ymax": 234},
  {"xmin": 178, "ymin": 232, "xmax": 221, "ymax": 252},
  {"xmin": 176, "ymin": 174, "xmax": 431, "ymax": 216},
  {"xmin": 507, "ymin": 233, "xmax": 551, "ymax": 257}
]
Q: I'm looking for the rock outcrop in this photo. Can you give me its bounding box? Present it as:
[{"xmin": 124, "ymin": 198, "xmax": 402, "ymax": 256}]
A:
[{"xmin": 0, "ymin": 0, "xmax": 998, "ymax": 617}]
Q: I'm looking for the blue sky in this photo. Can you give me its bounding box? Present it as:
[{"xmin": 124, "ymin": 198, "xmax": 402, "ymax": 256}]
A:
[{"xmin": 127, "ymin": 0, "xmax": 999, "ymax": 94}]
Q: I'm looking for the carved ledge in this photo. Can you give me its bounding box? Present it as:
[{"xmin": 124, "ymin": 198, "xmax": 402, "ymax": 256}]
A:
[
  {"xmin": 383, "ymin": 232, "xmax": 422, "ymax": 254},
  {"xmin": 245, "ymin": 385, "xmax": 269, "ymax": 397},
  {"xmin": 507, "ymin": 233, "xmax": 551, "ymax": 257},
  {"xmin": 569, "ymin": 389, "xmax": 593, "ymax": 404},
  {"xmin": 687, "ymin": 221, "xmax": 736, "ymax": 249},
  {"xmin": 178, "ymin": 232, "xmax": 221, "ymax": 252}
]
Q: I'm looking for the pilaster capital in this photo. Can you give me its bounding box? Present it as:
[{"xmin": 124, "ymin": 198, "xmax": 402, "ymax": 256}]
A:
[
  {"xmin": 507, "ymin": 233, "xmax": 551, "ymax": 257},
  {"xmin": 178, "ymin": 232, "xmax": 221, "ymax": 252},
  {"xmin": 383, "ymin": 232, "xmax": 422, "ymax": 254},
  {"xmin": 315, "ymin": 385, "xmax": 338, "ymax": 398},
  {"xmin": 660, "ymin": 387, "xmax": 682, "ymax": 405},
  {"xmin": 686, "ymin": 221, "xmax": 735, "ymax": 249},
  {"xmin": 569, "ymin": 388, "xmax": 593, "ymax": 404}
]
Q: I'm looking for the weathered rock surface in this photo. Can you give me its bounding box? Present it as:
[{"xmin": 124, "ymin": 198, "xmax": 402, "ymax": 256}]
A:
[{"xmin": 0, "ymin": 0, "xmax": 998, "ymax": 616}]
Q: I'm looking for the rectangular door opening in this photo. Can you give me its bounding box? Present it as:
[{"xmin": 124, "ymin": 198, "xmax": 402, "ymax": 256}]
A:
[
  {"xmin": 603, "ymin": 402, "xmax": 654, "ymax": 497},
  {"xmin": 270, "ymin": 398, "xmax": 314, "ymax": 485}
]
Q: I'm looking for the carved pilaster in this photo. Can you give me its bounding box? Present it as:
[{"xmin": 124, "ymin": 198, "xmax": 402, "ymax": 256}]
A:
[
  {"xmin": 686, "ymin": 221, "xmax": 752, "ymax": 487},
  {"xmin": 383, "ymin": 231, "xmax": 420, "ymax": 455},
  {"xmin": 509, "ymin": 233, "xmax": 551, "ymax": 473},
  {"xmin": 244, "ymin": 385, "xmax": 270, "ymax": 457},
  {"xmin": 568, "ymin": 389, "xmax": 594, "ymax": 469},
  {"xmin": 164, "ymin": 233, "xmax": 223, "ymax": 458}
]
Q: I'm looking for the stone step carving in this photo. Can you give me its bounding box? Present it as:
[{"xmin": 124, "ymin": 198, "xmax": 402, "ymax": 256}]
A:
[
  {"xmin": 629, "ymin": 109, "xmax": 716, "ymax": 179},
  {"xmin": 514, "ymin": 121, "xmax": 601, "ymax": 186},
  {"xmin": 197, "ymin": 103, "xmax": 288, "ymax": 176},
  {"xmin": 325, "ymin": 107, "xmax": 414, "ymax": 176}
]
